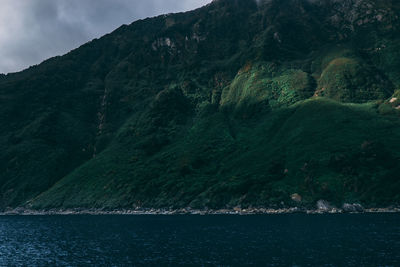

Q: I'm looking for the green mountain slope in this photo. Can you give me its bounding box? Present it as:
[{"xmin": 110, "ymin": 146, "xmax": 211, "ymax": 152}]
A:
[{"xmin": 1, "ymin": 0, "xmax": 400, "ymax": 210}]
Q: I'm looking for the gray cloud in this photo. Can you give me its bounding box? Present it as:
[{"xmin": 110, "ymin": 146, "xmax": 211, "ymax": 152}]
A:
[{"xmin": 0, "ymin": 0, "xmax": 212, "ymax": 74}]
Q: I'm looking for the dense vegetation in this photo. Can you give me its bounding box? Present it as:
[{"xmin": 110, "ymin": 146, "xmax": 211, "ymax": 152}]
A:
[{"xmin": 0, "ymin": 0, "xmax": 399, "ymax": 210}]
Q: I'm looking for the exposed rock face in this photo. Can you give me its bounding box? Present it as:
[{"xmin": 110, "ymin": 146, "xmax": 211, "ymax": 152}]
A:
[
  {"xmin": 291, "ymin": 193, "xmax": 302, "ymax": 203},
  {"xmin": 342, "ymin": 203, "xmax": 365, "ymax": 212},
  {"xmin": 317, "ymin": 200, "xmax": 333, "ymax": 211}
]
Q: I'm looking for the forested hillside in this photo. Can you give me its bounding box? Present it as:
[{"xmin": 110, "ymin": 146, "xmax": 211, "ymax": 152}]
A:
[{"xmin": 1, "ymin": 0, "xmax": 399, "ymax": 210}]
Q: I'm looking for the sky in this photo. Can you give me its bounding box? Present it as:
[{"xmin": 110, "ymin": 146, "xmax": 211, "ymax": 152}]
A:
[{"xmin": 0, "ymin": 0, "xmax": 212, "ymax": 74}]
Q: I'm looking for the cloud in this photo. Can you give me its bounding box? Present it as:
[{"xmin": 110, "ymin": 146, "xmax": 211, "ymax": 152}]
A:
[{"xmin": 0, "ymin": 0, "xmax": 211, "ymax": 74}]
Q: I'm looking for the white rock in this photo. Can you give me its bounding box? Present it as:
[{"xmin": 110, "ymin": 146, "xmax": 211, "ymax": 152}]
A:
[{"xmin": 316, "ymin": 200, "xmax": 332, "ymax": 211}]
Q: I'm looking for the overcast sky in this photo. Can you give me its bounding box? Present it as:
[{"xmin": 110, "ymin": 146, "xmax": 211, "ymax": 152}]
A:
[{"xmin": 0, "ymin": 0, "xmax": 212, "ymax": 74}]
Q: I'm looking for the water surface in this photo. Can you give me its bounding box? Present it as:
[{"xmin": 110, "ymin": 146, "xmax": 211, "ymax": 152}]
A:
[{"xmin": 0, "ymin": 214, "xmax": 399, "ymax": 266}]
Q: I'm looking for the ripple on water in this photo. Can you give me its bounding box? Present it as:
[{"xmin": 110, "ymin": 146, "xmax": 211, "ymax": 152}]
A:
[{"xmin": 0, "ymin": 214, "xmax": 399, "ymax": 266}]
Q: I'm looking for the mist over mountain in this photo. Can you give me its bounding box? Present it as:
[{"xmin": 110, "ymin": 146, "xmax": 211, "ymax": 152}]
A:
[{"xmin": 0, "ymin": 0, "xmax": 399, "ymax": 211}]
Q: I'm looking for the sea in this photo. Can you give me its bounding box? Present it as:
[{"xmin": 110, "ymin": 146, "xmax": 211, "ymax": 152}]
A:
[{"xmin": 0, "ymin": 214, "xmax": 399, "ymax": 266}]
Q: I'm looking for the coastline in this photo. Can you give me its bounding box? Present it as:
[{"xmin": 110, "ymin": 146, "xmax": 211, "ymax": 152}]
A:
[{"xmin": 1, "ymin": 206, "xmax": 400, "ymax": 216}]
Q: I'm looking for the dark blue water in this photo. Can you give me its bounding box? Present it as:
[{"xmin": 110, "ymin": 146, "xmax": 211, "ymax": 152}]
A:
[{"xmin": 0, "ymin": 214, "xmax": 399, "ymax": 266}]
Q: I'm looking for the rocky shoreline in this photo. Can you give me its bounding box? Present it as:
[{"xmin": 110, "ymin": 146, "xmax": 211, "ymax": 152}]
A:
[{"xmin": 1, "ymin": 204, "xmax": 400, "ymax": 216}]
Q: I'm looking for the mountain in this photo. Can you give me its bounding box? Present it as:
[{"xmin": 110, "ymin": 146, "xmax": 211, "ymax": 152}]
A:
[{"xmin": 0, "ymin": 0, "xmax": 399, "ymax": 210}]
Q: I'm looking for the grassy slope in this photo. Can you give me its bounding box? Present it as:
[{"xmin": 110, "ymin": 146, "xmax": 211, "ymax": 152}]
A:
[
  {"xmin": 0, "ymin": 0, "xmax": 400, "ymax": 210},
  {"xmin": 31, "ymin": 98, "xmax": 400, "ymax": 209}
]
